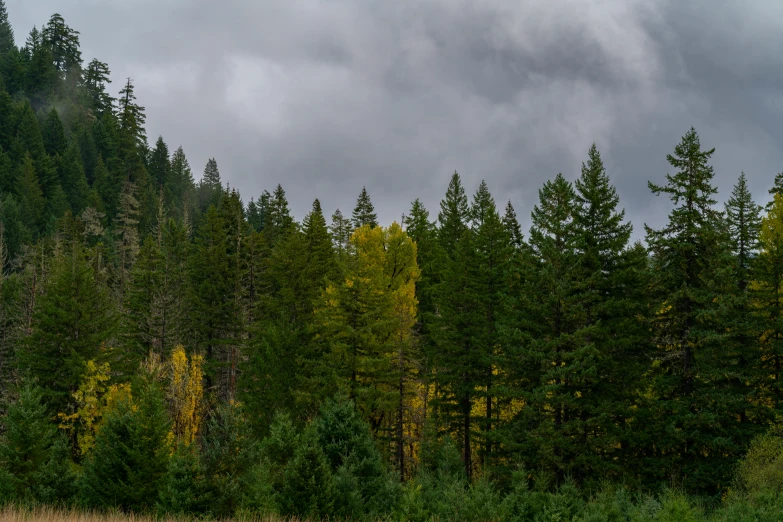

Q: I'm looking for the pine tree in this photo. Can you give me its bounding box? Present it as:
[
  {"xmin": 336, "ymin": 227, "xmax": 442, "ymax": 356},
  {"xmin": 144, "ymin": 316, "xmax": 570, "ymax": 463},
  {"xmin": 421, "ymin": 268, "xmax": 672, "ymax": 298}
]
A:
[
  {"xmin": 15, "ymin": 153, "xmax": 45, "ymax": 239},
  {"xmin": 264, "ymin": 184, "xmax": 294, "ymax": 243},
  {"xmin": 114, "ymin": 181, "xmax": 140, "ymax": 290},
  {"xmin": 717, "ymin": 173, "xmax": 768, "ymax": 459},
  {"xmin": 438, "ymin": 171, "xmax": 470, "ymax": 256},
  {"xmin": 567, "ymin": 144, "xmax": 647, "ymax": 481},
  {"xmin": 330, "ymin": 207, "xmax": 352, "ymax": 258},
  {"xmin": 17, "ymin": 242, "xmax": 116, "ymax": 412},
  {"xmin": 502, "ymin": 200, "xmax": 524, "ymax": 248},
  {"xmin": 59, "ymin": 142, "xmax": 90, "ymax": 213},
  {"xmin": 0, "ymin": 0, "xmax": 14, "ymax": 55},
  {"xmin": 0, "ymin": 383, "xmax": 75, "ymax": 502},
  {"xmin": 201, "ymin": 401, "xmax": 261, "ymax": 518},
  {"xmin": 352, "ymin": 186, "xmax": 378, "ymax": 229},
  {"xmin": 187, "ymin": 206, "xmax": 241, "ymax": 395},
  {"xmin": 644, "ymin": 128, "xmax": 738, "ymax": 493},
  {"xmin": 509, "ymin": 173, "xmax": 584, "ymax": 482},
  {"xmin": 148, "ymin": 136, "xmax": 170, "ymax": 187},
  {"xmin": 42, "ymin": 13, "xmax": 82, "ymax": 74},
  {"xmin": 157, "ymin": 442, "xmax": 211, "ymax": 516},
  {"xmin": 84, "ymin": 59, "xmax": 114, "ymax": 115},
  {"xmin": 80, "ymin": 376, "xmax": 171, "ymax": 511},
  {"xmin": 42, "ymin": 108, "xmax": 67, "ymax": 157}
]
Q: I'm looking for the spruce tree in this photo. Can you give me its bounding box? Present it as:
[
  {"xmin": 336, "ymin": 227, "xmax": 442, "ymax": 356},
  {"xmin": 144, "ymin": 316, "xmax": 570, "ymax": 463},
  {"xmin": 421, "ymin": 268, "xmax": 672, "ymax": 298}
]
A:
[
  {"xmin": 264, "ymin": 184, "xmax": 294, "ymax": 243},
  {"xmin": 644, "ymin": 128, "xmax": 738, "ymax": 493},
  {"xmin": 279, "ymin": 431, "xmax": 335, "ymax": 519},
  {"xmin": 83, "ymin": 59, "xmax": 114, "ymax": 115},
  {"xmin": 330, "ymin": 207, "xmax": 352, "ymax": 258},
  {"xmin": 502, "ymin": 200, "xmax": 524, "ymax": 249},
  {"xmin": 352, "ymin": 186, "xmax": 378, "ymax": 229},
  {"xmin": 148, "ymin": 136, "xmax": 170, "ymax": 187},
  {"xmin": 59, "ymin": 142, "xmax": 90, "ymax": 213},
  {"xmin": 569, "ymin": 144, "xmax": 647, "ymax": 481},
  {"xmin": 437, "ymin": 171, "xmax": 470, "ymax": 256},
  {"xmin": 80, "ymin": 377, "xmax": 171, "ymax": 511},
  {"xmin": 157, "ymin": 442, "xmax": 211, "ymax": 516},
  {"xmin": 0, "ymin": 0, "xmax": 14, "ymax": 55},
  {"xmin": 15, "ymin": 153, "xmax": 45, "ymax": 239},
  {"xmin": 17, "ymin": 242, "xmax": 116, "ymax": 412},
  {"xmin": 42, "ymin": 108, "xmax": 67, "ymax": 157}
]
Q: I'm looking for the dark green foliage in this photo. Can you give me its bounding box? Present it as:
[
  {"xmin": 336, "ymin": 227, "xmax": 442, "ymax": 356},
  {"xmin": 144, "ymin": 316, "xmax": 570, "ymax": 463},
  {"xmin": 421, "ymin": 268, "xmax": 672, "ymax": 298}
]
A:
[
  {"xmin": 0, "ymin": 0, "xmax": 14, "ymax": 55},
  {"xmin": 83, "ymin": 59, "xmax": 113, "ymax": 115},
  {"xmin": 0, "ymin": 383, "xmax": 76, "ymax": 504},
  {"xmin": 279, "ymin": 432, "xmax": 336, "ymax": 518},
  {"xmin": 157, "ymin": 443, "xmax": 211, "ymax": 516},
  {"xmin": 201, "ymin": 401, "xmax": 261, "ymax": 518},
  {"xmin": 42, "ymin": 109, "xmax": 67, "ymax": 157},
  {"xmin": 352, "ymin": 185, "xmax": 378, "ymax": 229},
  {"xmin": 17, "ymin": 242, "xmax": 116, "ymax": 412},
  {"xmin": 80, "ymin": 377, "xmax": 170, "ymax": 511}
]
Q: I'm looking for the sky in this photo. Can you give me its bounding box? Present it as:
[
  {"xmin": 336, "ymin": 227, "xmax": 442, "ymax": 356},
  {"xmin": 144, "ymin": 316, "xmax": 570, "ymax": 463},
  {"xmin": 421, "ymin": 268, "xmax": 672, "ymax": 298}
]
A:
[{"xmin": 7, "ymin": 0, "xmax": 783, "ymax": 237}]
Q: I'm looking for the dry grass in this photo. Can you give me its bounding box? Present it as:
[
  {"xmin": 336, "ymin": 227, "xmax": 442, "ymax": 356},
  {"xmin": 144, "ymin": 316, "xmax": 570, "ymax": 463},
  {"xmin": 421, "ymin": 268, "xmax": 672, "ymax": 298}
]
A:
[{"xmin": 0, "ymin": 505, "xmax": 306, "ymax": 522}]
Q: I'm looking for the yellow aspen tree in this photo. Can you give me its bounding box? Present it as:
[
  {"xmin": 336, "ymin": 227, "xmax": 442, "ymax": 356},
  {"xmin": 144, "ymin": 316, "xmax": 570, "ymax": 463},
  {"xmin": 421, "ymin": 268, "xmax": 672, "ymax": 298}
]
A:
[{"xmin": 168, "ymin": 345, "xmax": 204, "ymax": 445}]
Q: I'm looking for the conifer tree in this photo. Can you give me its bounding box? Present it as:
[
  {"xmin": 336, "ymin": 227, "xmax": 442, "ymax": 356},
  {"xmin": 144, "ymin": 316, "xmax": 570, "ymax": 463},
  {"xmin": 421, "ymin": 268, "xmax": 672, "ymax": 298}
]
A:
[
  {"xmin": 17, "ymin": 242, "xmax": 116, "ymax": 412},
  {"xmin": 59, "ymin": 142, "xmax": 90, "ymax": 213},
  {"xmin": 115, "ymin": 181, "xmax": 140, "ymax": 290},
  {"xmin": 438, "ymin": 171, "xmax": 470, "ymax": 256},
  {"xmin": 330, "ymin": 207, "xmax": 352, "ymax": 258},
  {"xmin": 148, "ymin": 136, "xmax": 170, "ymax": 187},
  {"xmin": 502, "ymin": 200, "xmax": 524, "ymax": 248},
  {"xmin": 42, "ymin": 108, "xmax": 67, "ymax": 157},
  {"xmin": 201, "ymin": 401, "xmax": 261, "ymax": 517},
  {"xmin": 352, "ymin": 186, "xmax": 378, "ymax": 229},
  {"xmin": 42, "ymin": 13, "xmax": 82, "ymax": 74},
  {"xmin": 644, "ymin": 128, "xmax": 739, "ymax": 492},
  {"xmin": 124, "ymin": 236, "xmax": 167, "ymax": 359},
  {"xmin": 157, "ymin": 442, "xmax": 211, "ymax": 516},
  {"xmin": 84, "ymin": 59, "xmax": 114, "ymax": 115},
  {"xmin": 0, "ymin": 383, "xmax": 76, "ymax": 502},
  {"xmin": 166, "ymin": 146, "xmax": 195, "ymax": 221},
  {"xmin": 15, "ymin": 153, "xmax": 44, "ymax": 239},
  {"xmin": 0, "ymin": 0, "xmax": 14, "ymax": 55},
  {"xmin": 80, "ymin": 376, "xmax": 171, "ymax": 511},
  {"xmin": 264, "ymin": 184, "xmax": 294, "ymax": 243},
  {"xmin": 718, "ymin": 173, "xmax": 768, "ymax": 449},
  {"xmin": 508, "ymin": 173, "xmax": 583, "ymax": 482},
  {"xmin": 567, "ymin": 144, "xmax": 647, "ymax": 480}
]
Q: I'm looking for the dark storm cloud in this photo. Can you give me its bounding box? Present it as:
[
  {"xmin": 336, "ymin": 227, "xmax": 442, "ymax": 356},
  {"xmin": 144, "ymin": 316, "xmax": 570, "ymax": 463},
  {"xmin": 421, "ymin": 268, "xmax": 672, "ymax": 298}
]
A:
[{"xmin": 8, "ymin": 0, "xmax": 783, "ymax": 237}]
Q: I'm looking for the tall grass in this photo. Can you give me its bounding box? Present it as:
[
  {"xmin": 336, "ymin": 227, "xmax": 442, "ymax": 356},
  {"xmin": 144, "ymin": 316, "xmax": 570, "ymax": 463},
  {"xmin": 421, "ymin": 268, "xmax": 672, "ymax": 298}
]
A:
[{"xmin": 0, "ymin": 505, "xmax": 304, "ymax": 522}]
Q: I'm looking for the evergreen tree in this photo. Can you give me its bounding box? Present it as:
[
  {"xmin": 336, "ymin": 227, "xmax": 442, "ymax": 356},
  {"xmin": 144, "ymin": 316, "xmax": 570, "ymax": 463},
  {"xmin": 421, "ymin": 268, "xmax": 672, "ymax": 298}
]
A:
[
  {"xmin": 59, "ymin": 142, "xmax": 90, "ymax": 214},
  {"xmin": 566, "ymin": 144, "xmax": 647, "ymax": 481},
  {"xmin": 0, "ymin": 383, "xmax": 76, "ymax": 503},
  {"xmin": 197, "ymin": 157, "xmax": 222, "ymax": 212},
  {"xmin": 330, "ymin": 207, "xmax": 352, "ymax": 258},
  {"xmin": 201, "ymin": 401, "xmax": 261, "ymax": 518},
  {"xmin": 644, "ymin": 128, "xmax": 739, "ymax": 493},
  {"xmin": 148, "ymin": 136, "xmax": 170, "ymax": 187},
  {"xmin": 166, "ymin": 146, "xmax": 195, "ymax": 221},
  {"xmin": 80, "ymin": 377, "xmax": 170, "ymax": 511},
  {"xmin": 352, "ymin": 186, "xmax": 378, "ymax": 229},
  {"xmin": 114, "ymin": 181, "xmax": 140, "ymax": 290},
  {"xmin": 15, "ymin": 153, "xmax": 45, "ymax": 239},
  {"xmin": 279, "ymin": 432, "xmax": 335, "ymax": 519},
  {"xmin": 264, "ymin": 184, "xmax": 294, "ymax": 243},
  {"xmin": 42, "ymin": 108, "xmax": 67, "ymax": 157},
  {"xmin": 0, "ymin": 0, "xmax": 14, "ymax": 55},
  {"xmin": 502, "ymin": 200, "xmax": 524, "ymax": 248},
  {"xmin": 438, "ymin": 171, "xmax": 470, "ymax": 256},
  {"xmin": 42, "ymin": 13, "xmax": 82, "ymax": 74},
  {"xmin": 157, "ymin": 442, "xmax": 211, "ymax": 516},
  {"xmin": 17, "ymin": 242, "xmax": 116, "ymax": 412},
  {"xmin": 83, "ymin": 59, "xmax": 114, "ymax": 115}
]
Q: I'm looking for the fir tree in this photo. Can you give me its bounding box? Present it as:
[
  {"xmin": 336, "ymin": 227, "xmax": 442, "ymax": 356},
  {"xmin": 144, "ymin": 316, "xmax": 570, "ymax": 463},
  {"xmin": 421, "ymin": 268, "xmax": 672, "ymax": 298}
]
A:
[
  {"xmin": 17, "ymin": 242, "xmax": 116, "ymax": 412},
  {"xmin": 352, "ymin": 186, "xmax": 378, "ymax": 229},
  {"xmin": 59, "ymin": 142, "xmax": 90, "ymax": 214},
  {"xmin": 0, "ymin": 0, "xmax": 14, "ymax": 55},
  {"xmin": 264, "ymin": 184, "xmax": 294, "ymax": 243},
  {"xmin": 80, "ymin": 377, "xmax": 171, "ymax": 511},
  {"xmin": 330, "ymin": 207, "xmax": 352, "ymax": 258},
  {"xmin": 157, "ymin": 442, "xmax": 211, "ymax": 516},
  {"xmin": 42, "ymin": 13, "xmax": 82, "ymax": 74},
  {"xmin": 502, "ymin": 200, "xmax": 524, "ymax": 248},
  {"xmin": 15, "ymin": 153, "xmax": 45, "ymax": 239},
  {"xmin": 644, "ymin": 128, "xmax": 739, "ymax": 493},
  {"xmin": 148, "ymin": 136, "xmax": 170, "ymax": 187},
  {"xmin": 438, "ymin": 171, "xmax": 470, "ymax": 256},
  {"xmin": 84, "ymin": 59, "xmax": 114, "ymax": 115},
  {"xmin": 42, "ymin": 108, "xmax": 67, "ymax": 157}
]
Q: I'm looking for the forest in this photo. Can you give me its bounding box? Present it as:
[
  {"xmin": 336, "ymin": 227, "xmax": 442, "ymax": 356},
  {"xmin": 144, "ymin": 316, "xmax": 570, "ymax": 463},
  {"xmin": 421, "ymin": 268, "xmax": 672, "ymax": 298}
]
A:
[{"xmin": 1, "ymin": 4, "xmax": 783, "ymax": 522}]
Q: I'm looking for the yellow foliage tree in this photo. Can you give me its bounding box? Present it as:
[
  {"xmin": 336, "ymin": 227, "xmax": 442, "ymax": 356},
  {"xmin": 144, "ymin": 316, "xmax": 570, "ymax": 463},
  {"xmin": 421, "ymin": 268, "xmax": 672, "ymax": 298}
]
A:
[
  {"xmin": 313, "ymin": 222, "xmax": 420, "ymax": 474},
  {"xmin": 58, "ymin": 359, "xmax": 132, "ymax": 456},
  {"xmin": 168, "ymin": 345, "xmax": 204, "ymax": 445}
]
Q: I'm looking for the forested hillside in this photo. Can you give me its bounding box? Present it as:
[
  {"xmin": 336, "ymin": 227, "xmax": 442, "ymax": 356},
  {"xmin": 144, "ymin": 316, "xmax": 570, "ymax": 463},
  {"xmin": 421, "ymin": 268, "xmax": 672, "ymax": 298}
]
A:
[{"xmin": 2, "ymin": 4, "xmax": 783, "ymax": 521}]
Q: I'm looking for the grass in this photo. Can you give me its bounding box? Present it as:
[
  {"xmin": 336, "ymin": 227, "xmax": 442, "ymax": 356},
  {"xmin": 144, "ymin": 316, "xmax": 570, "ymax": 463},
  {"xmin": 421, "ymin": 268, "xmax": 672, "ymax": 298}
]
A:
[{"xmin": 0, "ymin": 505, "xmax": 304, "ymax": 522}]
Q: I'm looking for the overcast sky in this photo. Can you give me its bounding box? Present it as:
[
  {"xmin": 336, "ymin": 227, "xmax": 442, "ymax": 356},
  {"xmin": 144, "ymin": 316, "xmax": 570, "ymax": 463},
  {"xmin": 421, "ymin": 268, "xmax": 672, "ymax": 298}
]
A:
[{"xmin": 7, "ymin": 0, "xmax": 783, "ymax": 237}]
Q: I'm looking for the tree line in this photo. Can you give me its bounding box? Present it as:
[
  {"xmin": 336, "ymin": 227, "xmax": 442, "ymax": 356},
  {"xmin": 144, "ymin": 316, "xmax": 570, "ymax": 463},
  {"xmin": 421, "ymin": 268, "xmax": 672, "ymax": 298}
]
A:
[{"xmin": 2, "ymin": 4, "xmax": 783, "ymax": 519}]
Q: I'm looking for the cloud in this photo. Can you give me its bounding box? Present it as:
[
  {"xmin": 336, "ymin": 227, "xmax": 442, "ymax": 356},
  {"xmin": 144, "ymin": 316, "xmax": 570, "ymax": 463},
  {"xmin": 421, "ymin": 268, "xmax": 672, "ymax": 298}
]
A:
[{"xmin": 7, "ymin": 0, "xmax": 783, "ymax": 237}]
